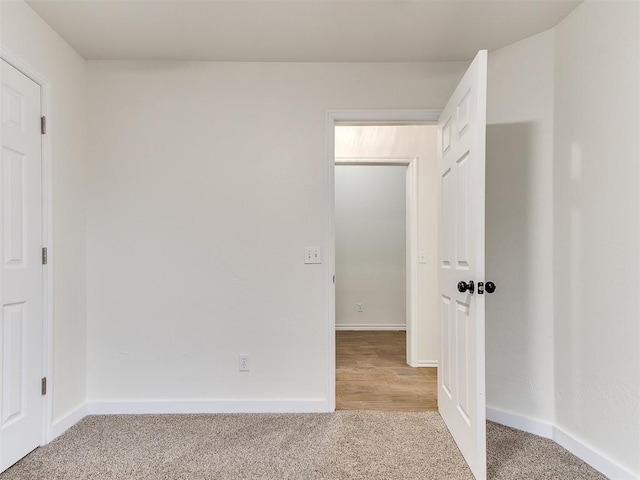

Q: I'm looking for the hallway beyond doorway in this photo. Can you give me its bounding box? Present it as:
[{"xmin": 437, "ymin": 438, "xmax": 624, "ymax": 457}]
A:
[{"xmin": 336, "ymin": 331, "xmax": 437, "ymax": 411}]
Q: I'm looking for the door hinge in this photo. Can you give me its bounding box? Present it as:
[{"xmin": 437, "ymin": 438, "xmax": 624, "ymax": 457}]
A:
[
  {"xmin": 42, "ymin": 247, "xmax": 48, "ymax": 265},
  {"xmin": 41, "ymin": 116, "xmax": 46, "ymax": 134},
  {"xmin": 41, "ymin": 377, "xmax": 47, "ymax": 396}
]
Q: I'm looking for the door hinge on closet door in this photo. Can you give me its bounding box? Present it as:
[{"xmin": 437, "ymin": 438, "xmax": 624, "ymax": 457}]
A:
[
  {"xmin": 42, "ymin": 247, "xmax": 48, "ymax": 265},
  {"xmin": 41, "ymin": 116, "xmax": 46, "ymax": 134},
  {"xmin": 41, "ymin": 377, "xmax": 47, "ymax": 396}
]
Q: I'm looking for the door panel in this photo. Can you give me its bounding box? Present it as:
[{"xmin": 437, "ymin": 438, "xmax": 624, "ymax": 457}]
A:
[
  {"xmin": 440, "ymin": 294, "xmax": 452, "ymax": 397},
  {"xmin": 4, "ymin": 147, "xmax": 27, "ymax": 266},
  {"xmin": 1, "ymin": 59, "xmax": 44, "ymax": 472},
  {"xmin": 3, "ymin": 302, "xmax": 27, "ymax": 426},
  {"xmin": 438, "ymin": 50, "xmax": 487, "ymax": 480}
]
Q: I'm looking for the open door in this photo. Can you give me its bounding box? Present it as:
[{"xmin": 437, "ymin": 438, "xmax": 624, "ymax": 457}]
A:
[
  {"xmin": 437, "ymin": 50, "xmax": 488, "ymax": 480},
  {"xmin": 1, "ymin": 60, "xmax": 45, "ymax": 472}
]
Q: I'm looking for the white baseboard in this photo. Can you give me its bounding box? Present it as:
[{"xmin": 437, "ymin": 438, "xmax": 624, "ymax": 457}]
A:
[
  {"xmin": 486, "ymin": 406, "xmax": 553, "ymax": 438},
  {"xmin": 487, "ymin": 406, "xmax": 638, "ymax": 480},
  {"xmin": 87, "ymin": 400, "xmax": 329, "ymax": 415},
  {"xmin": 50, "ymin": 403, "xmax": 88, "ymax": 441},
  {"xmin": 335, "ymin": 324, "xmax": 406, "ymax": 331},
  {"xmin": 414, "ymin": 360, "xmax": 438, "ymax": 368},
  {"xmin": 552, "ymin": 426, "xmax": 638, "ymax": 480}
]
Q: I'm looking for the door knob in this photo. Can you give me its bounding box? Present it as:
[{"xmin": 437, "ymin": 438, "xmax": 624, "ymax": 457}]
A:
[
  {"xmin": 478, "ymin": 281, "xmax": 497, "ymax": 294},
  {"xmin": 457, "ymin": 281, "xmax": 474, "ymax": 294}
]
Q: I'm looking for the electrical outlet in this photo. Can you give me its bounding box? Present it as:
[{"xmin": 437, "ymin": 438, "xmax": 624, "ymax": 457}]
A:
[
  {"xmin": 239, "ymin": 354, "xmax": 250, "ymax": 372},
  {"xmin": 357, "ymin": 303, "xmax": 364, "ymax": 312}
]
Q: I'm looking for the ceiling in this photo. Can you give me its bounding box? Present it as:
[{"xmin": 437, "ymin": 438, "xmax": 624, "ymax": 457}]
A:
[{"xmin": 26, "ymin": 0, "xmax": 582, "ymax": 62}]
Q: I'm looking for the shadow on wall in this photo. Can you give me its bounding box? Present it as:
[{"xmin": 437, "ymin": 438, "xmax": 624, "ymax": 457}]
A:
[{"xmin": 485, "ymin": 122, "xmax": 552, "ymax": 414}]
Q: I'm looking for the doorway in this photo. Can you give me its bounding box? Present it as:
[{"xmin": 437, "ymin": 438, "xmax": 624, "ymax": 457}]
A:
[{"xmin": 331, "ymin": 122, "xmax": 440, "ymax": 411}]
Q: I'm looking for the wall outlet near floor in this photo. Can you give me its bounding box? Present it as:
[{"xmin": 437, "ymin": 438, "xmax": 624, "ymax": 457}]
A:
[
  {"xmin": 357, "ymin": 303, "xmax": 364, "ymax": 312},
  {"xmin": 239, "ymin": 354, "xmax": 250, "ymax": 372}
]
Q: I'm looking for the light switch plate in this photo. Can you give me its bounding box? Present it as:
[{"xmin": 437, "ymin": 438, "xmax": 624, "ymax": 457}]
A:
[
  {"xmin": 419, "ymin": 251, "xmax": 428, "ymax": 264},
  {"xmin": 304, "ymin": 247, "xmax": 322, "ymax": 264}
]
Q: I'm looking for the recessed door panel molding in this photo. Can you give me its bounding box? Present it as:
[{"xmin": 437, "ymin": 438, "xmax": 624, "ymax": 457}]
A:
[
  {"xmin": 2, "ymin": 302, "xmax": 27, "ymax": 426},
  {"xmin": 1, "ymin": 59, "xmax": 44, "ymax": 473},
  {"xmin": 455, "ymin": 151, "xmax": 470, "ymax": 269},
  {"xmin": 442, "ymin": 117, "xmax": 452, "ymax": 153},
  {"xmin": 3, "ymin": 148, "xmax": 27, "ymax": 267},
  {"xmin": 1, "ymin": 84, "xmax": 25, "ymax": 133},
  {"xmin": 438, "ymin": 51, "xmax": 487, "ymax": 480},
  {"xmin": 456, "ymin": 300, "xmax": 470, "ymax": 425},
  {"xmin": 441, "ymin": 294, "xmax": 452, "ymax": 399},
  {"xmin": 441, "ymin": 168, "xmax": 452, "ymax": 268},
  {"xmin": 457, "ymin": 89, "xmax": 471, "ymax": 135}
]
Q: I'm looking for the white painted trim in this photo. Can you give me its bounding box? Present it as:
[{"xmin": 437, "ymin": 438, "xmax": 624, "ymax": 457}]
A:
[
  {"xmin": 487, "ymin": 406, "xmax": 639, "ymax": 480},
  {"xmin": 486, "ymin": 406, "xmax": 553, "ymax": 438},
  {"xmin": 88, "ymin": 400, "xmax": 329, "ymax": 415},
  {"xmin": 329, "ymin": 109, "xmax": 441, "ymax": 126},
  {"xmin": 0, "ymin": 45, "xmax": 50, "ymax": 86},
  {"xmin": 0, "ymin": 45, "xmax": 55, "ymax": 445},
  {"xmin": 326, "ymin": 110, "xmax": 440, "ymax": 413},
  {"xmin": 335, "ymin": 156, "xmax": 416, "ymax": 165},
  {"xmin": 553, "ymin": 426, "xmax": 638, "ymax": 480},
  {"xmin": 415, "ymin": 360, "xmax": 438, "ymax": 368},
  {"xmin": 335, "ymin": 324, "xmax": 406, "ymax": 331},
  {"xmin": 51, "ymin": 404, "xmax": 88, "ymax": 440},
  {"xmin": 406, "ymin": 157, "xmax": 419, "ymax": 366},
  {"xmin": 326, "ymin": 114, "xmax": 337, "ymax": 412}
]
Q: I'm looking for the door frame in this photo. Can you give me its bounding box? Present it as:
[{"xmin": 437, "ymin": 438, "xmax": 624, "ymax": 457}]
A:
[
  {"xmin": 0, "ymin": 45, "xmax": 54, "ymax": 443},
  {"xmin": 326, "ymin": 110, "xmax": 440, "ymax": 411}
]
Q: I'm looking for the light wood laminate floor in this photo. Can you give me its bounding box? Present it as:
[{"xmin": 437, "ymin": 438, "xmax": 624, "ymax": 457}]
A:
[{"xmin": 336, "ymin": 331, "xmax": 438, "ymax": 412}]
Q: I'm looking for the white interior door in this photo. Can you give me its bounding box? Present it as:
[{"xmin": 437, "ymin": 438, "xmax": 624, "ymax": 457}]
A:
[
  {"xmin": 437, "ymin": 50, "xmax": 487, "ymax": 480},
  {"xmin": 0, "ymin": 59, "xmax": 44, "ymax": 471}
]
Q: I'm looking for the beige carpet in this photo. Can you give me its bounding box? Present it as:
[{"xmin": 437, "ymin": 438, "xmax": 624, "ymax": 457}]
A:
[{"xmin": 0, "ymin": 412, "xmax": 606, "ymax": 479}]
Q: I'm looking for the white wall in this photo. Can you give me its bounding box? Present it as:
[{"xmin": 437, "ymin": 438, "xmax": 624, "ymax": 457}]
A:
[
  {"xmin": 553, "ymin": 1, "xmax": 639, "ymax": 475},
  {"xmin": 86, "ymin": 63, "xmax": 465, "ymax": 404},
  {"xmin": 487, "ymin": 2, "xmax": 640, "ymax": 476},
  {"xmin": 486, "ymin": 29, "xmax": 555, "ymax": 421},
  {"xmin": 0, "ymin": 0, "xmax": 88, "ymax": 423},
  {"xmin": 335, "ymin": 165, "xmax": 406, "ymax": 329},
  {"xmin": 335, "ymin": 125, "xmax": 439, "ymax": 364}
]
